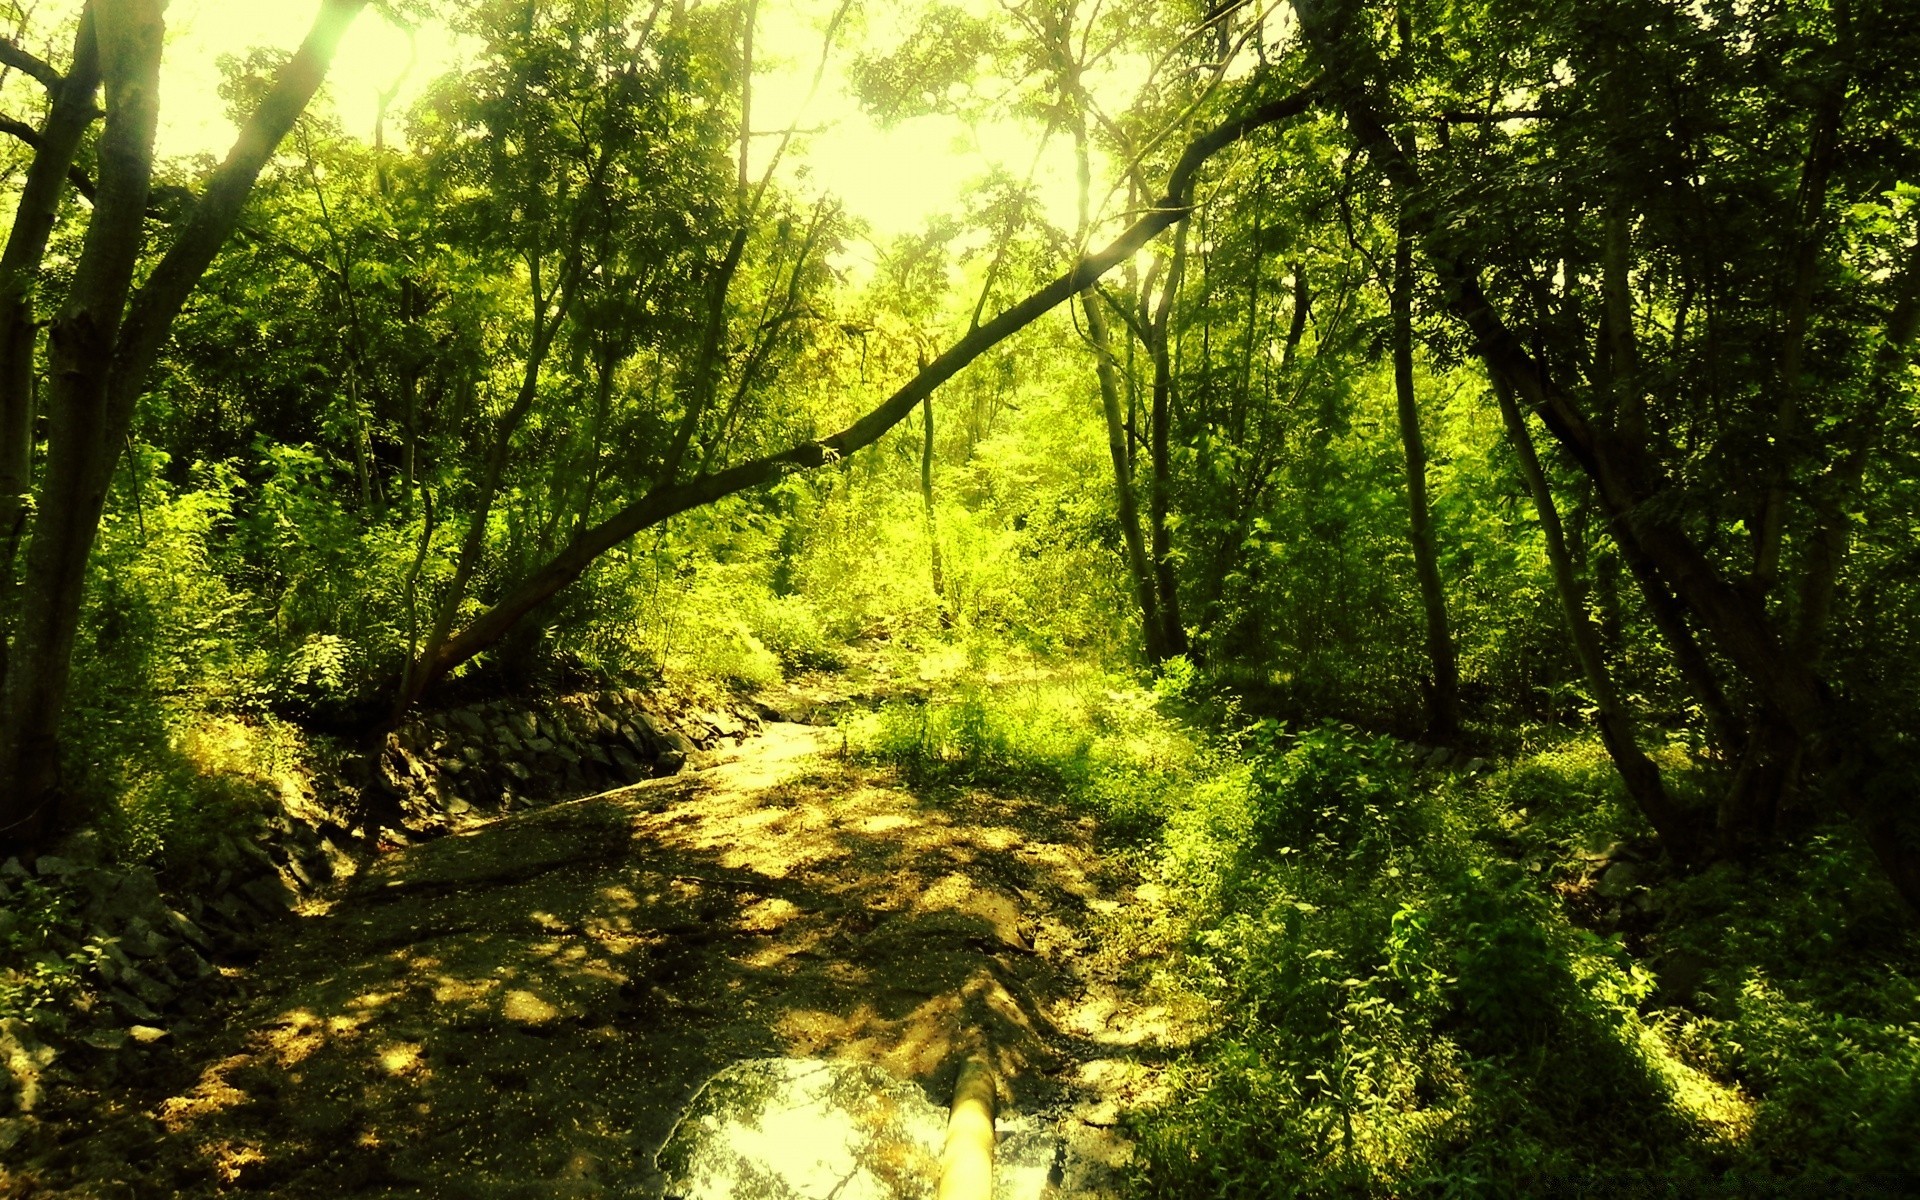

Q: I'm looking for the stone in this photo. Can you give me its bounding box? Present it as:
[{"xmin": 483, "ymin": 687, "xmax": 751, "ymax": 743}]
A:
[
  {"xmin": 511, "ymin": 711, "xmax": 538, "ymax": 740},
  {"xmin": 127, "ymin": 1025, "xmax": 169, "ymax": 1045},
  {"xmin": 0, "ymin": 1116, "xmax": 30, "ymax": 1154},
  {"xmin": 610, "ymin": 747, "xmax": 645, "ymax": 781},
  {"xmin": 451, "ymin": 709, "xmax": 488, "ymax": 737},
  {"xmin": 159, "ymin": 908, "xmax": 211, "ymax": 950},
  {"xmin": 2, "ymin": 1017, "xmax": 58, "ymax": 1112},
  {"xmin": 1424, "ymin": 746, "xmax": 1453, "ymax": 768},
  {"xmin": 1595, "ymin": 860, "xmax": 1644, "ymax": 898},
  {"xmin": 119, "ymin": 916, "xmax": 167, "ymax": 959},
  {"xmin": 657, "ymin": 750, "xmax": 687, "ymax": 775},
  {"xmin": 167, "ymin": 944, "xmax": 215, "ymax": 982},
  {"xmin": 211, "ymin": 892, "xmax": 255, "ymax": 927},
  {"xmin": 1, "ymin": 857, "xmax": 28, "ymax": 880},
  {"xmin": 118, "ymin": 964, "xmax": 175, "ymax": 1008},
  {"xmin": 97, "ymin": 869, "xmax": 163, "ymax": 923},
  {"xmin": 242, "ymin": 875, "xmax": 297, "ymax": 914},
  {"xmin": 282, "ymin": 855, "xmax": 316, "ymax": 891},
  {"xmin": 33, "ymin": 855, "xmax": 75, "ymax": 878},
  {"xmin": 526, "ymin": 736, "xmax": 555, "ymax": 754}
]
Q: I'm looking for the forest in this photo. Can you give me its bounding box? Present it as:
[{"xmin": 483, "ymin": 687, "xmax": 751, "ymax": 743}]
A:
[{"xmin": 0, "ymin": 0, "xmax": 1917, "ymax": 1195}]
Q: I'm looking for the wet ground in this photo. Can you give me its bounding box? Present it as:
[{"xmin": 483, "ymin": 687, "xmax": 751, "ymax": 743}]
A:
[{"xmin": 17, "ymin": 723, "xmax": 1194, "ymax": 1198}]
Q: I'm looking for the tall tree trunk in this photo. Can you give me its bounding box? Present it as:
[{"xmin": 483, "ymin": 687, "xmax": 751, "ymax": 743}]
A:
[
  {"xmin": 920, "ymin": 393, "xmax": 947, "ymax": 621},
  {"xmin": 1493, "ymin": 375, "xmax": 1697, "ymax": 860},
  {"xmin": 1147, "ymin": 221, "xmax": 1190, "ymax": 660},
  {"xmin": 1082, "ymin": 291, "xmax": 1164, "ymax": 660},
  {"xmin": 0, "ymin": 8, "xmax": 102, "ymax": 666},
  {"xmin": 0, "ymin": 0, "xmax": 165, "ymax": 840},
  {"xmin": 0, "ymin": 0, "xmax": 367, "ymax": 846},
  {"xmin": 1392, "ymin": 226, "xmax": 1458, "ymax": 738}
]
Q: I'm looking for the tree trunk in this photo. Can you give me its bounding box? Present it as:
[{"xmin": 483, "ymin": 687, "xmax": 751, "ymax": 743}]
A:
[
  {"xmin": 0, "ymin": 0, "xmax": 166, "ymax": 841},
  {"xmin": 1082, "ymin": 290, "xmax": 1164, "ymax": 660},
  {"xmin": 0, "ymin": 9, "xmax": 102, "ymax": 663},
  {"xmin": 1492, "ymin": 374, "xmax": 1697, "ymax": 861},
  {"xmin": 1296, "ymin": 0, "xmax": 1920, "ymax": 902},
  {"xmin": 920, "ymin": 394, "xmax": 948, "ymax": 620},
  {"xmin": 1147, "ymin": 221, "xmax": 1190, "ymax": 660},
  {"xmin": 1392, "ymin": 226, "xmax": 1458, "ymax": 738},
  {"xmin": 0, "ymin": 0, "xmax": 368, "ymax": 846}
]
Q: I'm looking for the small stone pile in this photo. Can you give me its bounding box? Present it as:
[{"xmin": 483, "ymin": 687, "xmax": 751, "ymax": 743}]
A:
[
  {"xmin": 374, "ymin": 688, "xmax": 764, "ymax": 834},
  {"xmin": 0, "ymin": 816, "xmax": 342, "ymax": 1145},
  {"xmin": 0, "ymin": 685, "xmax": 767, "ymax": 1148}
]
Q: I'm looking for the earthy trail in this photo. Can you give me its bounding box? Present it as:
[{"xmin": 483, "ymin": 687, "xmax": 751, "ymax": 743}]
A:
[{"xmin": 32, "ymin": 722, "xmax": 1189, "ymax": 1198}]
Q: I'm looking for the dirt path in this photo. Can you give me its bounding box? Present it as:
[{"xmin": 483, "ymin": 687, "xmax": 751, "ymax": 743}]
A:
[{"xmin": 27, "ymin": 723, "xmax": 1192, "ymax": 1198}]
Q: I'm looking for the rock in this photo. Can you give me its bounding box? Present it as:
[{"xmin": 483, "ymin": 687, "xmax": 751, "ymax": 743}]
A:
[
  {"xmin": 1595, "ymin": 860, "xmax": 1644, "ymax": 898},
  {"xmin": 96, "ymin": 869, "xmax": 163, "ymax": 923},
  {"xmin": 81, "ymin": 1027, "xmax": 129, "ymax": 1052},
  {"xmin": 451, "ymin": 709, "xmax": 487, "ymax": 737},
  {"xmin": 33, "ymin": 855, "xmax": 75, "ymax": 878},
  {"xmin": 159, "ymin": 908, "xmax": 211, "ymax": 951},
  {"xmin": 610, "ymin": 747, "xmax": 645, "ymax": 781},
  {"xmin": 105, "ymin": 987, "xmax": 160, "ymax": 1022},
  {"xmin": 657, "ymin": 749, "xmax": 687, "ymax": 775},
  {"xmin": 282, "ymin": 854, "xmax": 316, "ymax": 890},
  {"xmin": 526, "ymin": 736, "xmax": 555, "ymax": 754},
  {"xmin": 1, "ymin": 857, "xmax": 28, "ymax": 880},
  {"xmin": 127, "ymin": 1025, "xmax": 169, "ymax": 1045},
  {"xmin": 0, "ymin": 1116, "xmax": 31, "ymax": 1154},
  {"xmin": 118, "ymin": 963, "xmax": 175, "ymax": 1008},
  {"xmin": 119, "ymin": 916, "xmax": 167, "ymax": 959},
  {"xmin": 2, "ymin": 1017, "xmax": 59, "ymax": 1113},
  {"xmin": 0, "ymin": 910, "xmax": 16, "ymax": 939},
  {"xmin": 246, "ymin": 873, "xmax": 300, "ymax": 914},
  {"xmin": 167, "ymin": 942, "xmax": 216, "ymax": 982},
  {"xmin": 1424, "ymin": 746, "xmax": 1453, "ymax": 768}
]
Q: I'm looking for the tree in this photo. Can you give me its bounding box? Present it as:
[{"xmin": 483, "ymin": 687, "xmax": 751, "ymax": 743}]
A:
[
  {"xmin": 0, "ymin": 0, "xmax": 368, "ymax": 846},
  {"xmin": 1293, "ymin": 0, "xmax": 1920, "ymax": 902}
]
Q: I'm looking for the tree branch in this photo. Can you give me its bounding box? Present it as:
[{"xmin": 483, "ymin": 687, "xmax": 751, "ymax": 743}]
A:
[
  {"xmin": 403, "ymin": 80, "xmax": 1321, "ymax": 701},
  {"xmin": 0, "ymin": 37, "xmax": 65, "ymax": 92}
]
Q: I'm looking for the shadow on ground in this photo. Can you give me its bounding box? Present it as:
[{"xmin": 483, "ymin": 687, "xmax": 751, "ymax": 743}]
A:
[{"xmin": 24, "ymin": 725, "xmax": 1190, "ymax": 1198}]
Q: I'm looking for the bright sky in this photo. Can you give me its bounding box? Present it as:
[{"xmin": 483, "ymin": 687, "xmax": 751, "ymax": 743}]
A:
[{"xmin": 117, "ymin": 0, "xmax": 1090, "ymax": 248}]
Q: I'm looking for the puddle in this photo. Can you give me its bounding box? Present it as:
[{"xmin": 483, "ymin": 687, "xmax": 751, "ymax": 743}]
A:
[{"xmin": 657, "ymin": 1058, "xmax": 1060, "ymax": 1199}]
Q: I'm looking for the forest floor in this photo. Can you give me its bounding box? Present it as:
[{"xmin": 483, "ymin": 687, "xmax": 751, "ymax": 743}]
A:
[{"xmin": 22, "ymin": 717, "xmax": 1196, "ymax": 1198}]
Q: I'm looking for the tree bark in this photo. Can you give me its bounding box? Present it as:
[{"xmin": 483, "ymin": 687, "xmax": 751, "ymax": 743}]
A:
[
  {"xmin": 0, "ymin": 0, "xmax": 166, "ymax": 841},
  {"xmin": 1082, "ymin": 290, "xmax": 1164, "ymax": 660},
  {"xmin": 0, "ymin": 0, "xmax": 368, "ymax": 845},
  {"xmin": 920, "ymin": 393, "xmax": 947, "ymax": 617},
  {"xmin": 0, "ymin": 7, "xmax": 101, "ymax": 657},
  {"xmin": 1392, "ymin": 225, "xmax": 1458, "ymax": 738},
  {"xmin": 1147, "ymin": 220, "xmax": 1190, "ymax": 660},
  {"xmin": 1492, "ymin": 375, "xmax": 1696, "ymax": 860}
]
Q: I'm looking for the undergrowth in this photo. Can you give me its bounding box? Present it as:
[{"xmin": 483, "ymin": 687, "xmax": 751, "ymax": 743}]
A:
[{"xmin": 850, "ymin": 676, "xmax": 1920, "ymax": 1196}]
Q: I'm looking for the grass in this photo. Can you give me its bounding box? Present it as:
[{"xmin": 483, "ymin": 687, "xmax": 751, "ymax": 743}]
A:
[{"xmin": 848, "ymin": 672, "xmax": 1920, "ymax": 1197}]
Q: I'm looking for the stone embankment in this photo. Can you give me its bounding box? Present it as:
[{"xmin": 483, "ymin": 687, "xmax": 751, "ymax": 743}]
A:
[
  {"xmin": 0, "ymin": 686, "xmax": 766, "ymax": 1150},
  {"xmin": 371, "ymin": 689, "xmax": 762, "ymax": 835}
]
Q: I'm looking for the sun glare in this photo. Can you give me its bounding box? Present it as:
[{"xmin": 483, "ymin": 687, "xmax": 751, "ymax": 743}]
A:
[{"xmin": 128, "ymin": 0, "xmax": 1088, "ymax": 245}]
